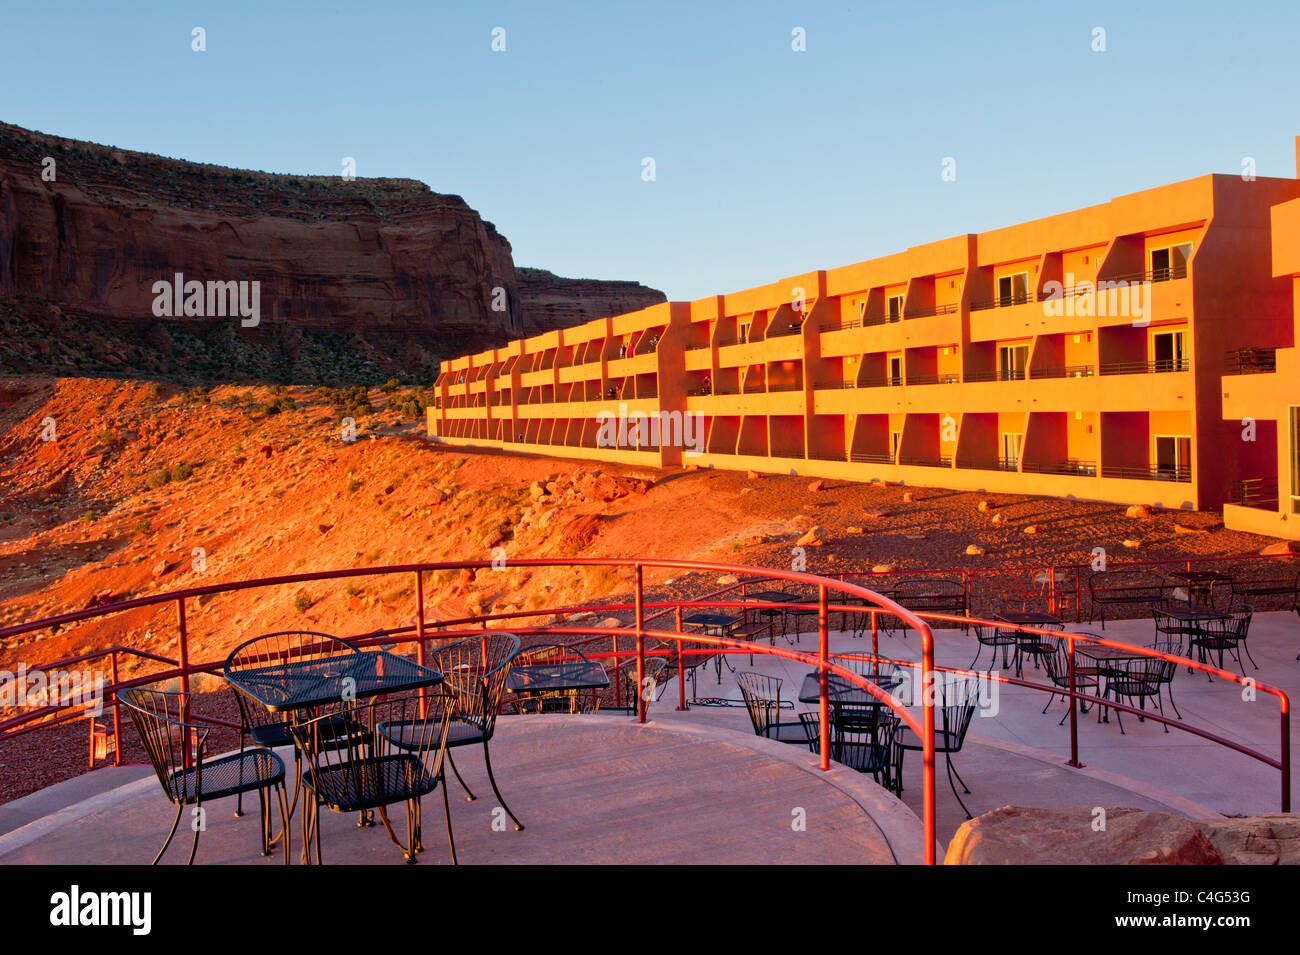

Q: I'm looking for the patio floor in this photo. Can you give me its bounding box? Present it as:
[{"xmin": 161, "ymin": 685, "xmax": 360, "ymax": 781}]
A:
[{"xmin": 0, "ymin": 715, "xmax": 923, "ymax": 865}]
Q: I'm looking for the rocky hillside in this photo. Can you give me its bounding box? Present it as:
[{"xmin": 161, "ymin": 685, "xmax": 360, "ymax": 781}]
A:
[{"xmin": 0, "ymin": 121, "xmax": 664, "ymax": 382}]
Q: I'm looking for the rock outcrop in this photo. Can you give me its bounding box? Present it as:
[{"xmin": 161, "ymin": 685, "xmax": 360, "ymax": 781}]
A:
[{"xmin": 0, "ymin": 121, "xmax": 664, "ymax": 379}]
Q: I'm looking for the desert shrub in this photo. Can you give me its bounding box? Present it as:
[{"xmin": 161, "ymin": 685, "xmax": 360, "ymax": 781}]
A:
[
  {"xmin": 180, "ymin": 386, "xmax": 210, "ymax": 405},
  {"xmin": 134, "ymin": 520, "xmax": 151, "ymax": 533},
  {"xmin": 80, "ymin": 510, "xmax": 97, "ymax": 523},
  {"xmin": 294, "ymin": 590, "xmax": 313, "ymax": 613},
  {"xmin": 378, "ymin": 378, "xmax": 401, "ymax": 393},
  {"xmin": 170, "ymin": 463, "xmax": 194, "ymax": 481},
  {"xmin": 146, "ymin": 470, "xmax": 171, "ymax": 489},
  {"xmin": 346, "ymin": 478, "xmax": 362, "ymax": 493},
  {"xmin": 0, "ymin": 511, "xmax": 14, "ymax": 522},
  {"xmin": 262, "ymin": 395, "xmax": 296, "ymax": 416}
]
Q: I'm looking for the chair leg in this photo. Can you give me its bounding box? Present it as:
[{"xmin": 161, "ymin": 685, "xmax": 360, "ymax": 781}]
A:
[
  {"xmin": 235, "ymin": 733, "xmax": 246, "ymax": 817},
  {"xmin": 482, "ymin": 739, "xmax": 524, "ymax": 831},
  {"xmin": 969, "ymin": 642, "xmax": 985, "ymax": 672},
  {"xmin": 153, "ymin": 804, "xmax": 184, "ymax": 866},
  {"xmin": 948, "ymin": 753, "xmax": 971, "ymax": 794},
  {"xmin": 1242, "ymin": 641, "xmax": 1258, "ymax": 671},
  {"xmin": 276, "ymin": 784, "xmax": 291, "ymax": 865},
  {"xmin": 946, "ymin": 755, "xmax": 972, "ymax": 819},
  {"xmin": 187, "ymin": 800, "xmax": 202, "ymax": 865},
  {"xmin": 441, "ymin": 772, "xmax": 458, "ymax": 865},
  {"xmin": 446, "ymin": 748, "xmax": 477, "ymax": 802}
]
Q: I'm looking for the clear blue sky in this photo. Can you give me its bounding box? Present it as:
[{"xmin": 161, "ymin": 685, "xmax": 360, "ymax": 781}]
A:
[{"xmin": 3, "ymin": 1, "xmax": 1299, "ymax": 301}]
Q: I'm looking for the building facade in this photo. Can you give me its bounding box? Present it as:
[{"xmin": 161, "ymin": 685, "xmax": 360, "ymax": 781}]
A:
[{"xmin": 431, "ymin": 145, "xmax": 1300, "ymax": 517}]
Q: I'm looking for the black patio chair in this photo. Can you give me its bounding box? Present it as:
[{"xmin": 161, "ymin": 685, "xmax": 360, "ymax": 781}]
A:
[
  {"xmin": 1101, "ymin": 645, "xmax": 1179, "ymax": 734},
  {"xmin": 1088, "ymin": 570, "xmax": 1168, "ymax": 629},
  {"xmin": 511, "ymin": 642, "xmax": 600, "ymax": 714},
  {"xmin": 119, "ymin": 685, "xmax": 289, "ymax": 865},
  {"xmin": 893, "ymin": 675, "xmax": 981, "ymax": 818},
  {"xmin": 969, "ymin": 603, "xmax": 1020, "ymax": 672},
  {"xmin": 1188, "ymin": 604, "xmax": 1256, "ymax": 678},
  {"xmin": 293, "ymin": 691, "xmax": 455, "ymax": 864},
  {"xmin": 223, "ymin": 630, "xmax": 362, "ymax": 818},
  {"xmin": 1039, "ymin": 634, "xmax": 1100, "ymax": 725},
  {"xmin": 429, "ymin": 633, "xmax": 524, "ymax": 830},
  {"xmin": 602, "ymin": 656, "xmax": 669, "ymax": 716},
  {"xmin": 736, "ymin": 672, "xmax": 816, "ymax": 749},
  {"xmin": 810, "ymin": 710, "xmax": 900, "ymax": 789}
]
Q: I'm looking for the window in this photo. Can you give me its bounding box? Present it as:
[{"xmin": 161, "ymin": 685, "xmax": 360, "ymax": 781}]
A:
[
  {"xmin": 997, "ymin": 272, "xmax": 1030, "ymax": 306},
  {"xmin": 998, "ymin": 344, "xmax": 1029, "ymax": 380},
  {"xmin": 1150, "ymin": 243, "xmax": 1191, "ymax": 281},
  {"xmin": 738, "ymin": 322, "xmax": 750, "ymax": 342},
  {"xmin": 1291, "ymin": 407, "xmax": 1300, "ymax": 514},
  {"xmin": 888, "ymin": 355, "xmax": 903, "ymax": 386},
  {"xmin": 1154, "ymin": 435, "xmax": 1191, "ymax": 480},
  {"xmin": 1000, "ymin": 433, "xmax": 1022, "ymax": 471},
  {"xmin": 887, "ymin": 294, "xmax": 905, "ymax": 322},
  {"xmin": 1151, "ymin": 330, "xmax": 1188, "ymax": 372},
  {"xmin": 890, "ymin": 430, "xmax": 902, "ymax": 460}
]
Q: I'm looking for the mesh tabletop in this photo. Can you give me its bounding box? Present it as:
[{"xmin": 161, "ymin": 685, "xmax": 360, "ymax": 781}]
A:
[
  {"xmin": 993, "ymin": 611, "xmax": 1062, "ymax": 626},
  {"xmin": 683, "ymin": 612, "xmax": 741, "ymax": 628},
  {"xmin": 226, "ymin": 650, "xmax": 443, "ymax": 712},
  {"xmin": 507, "ymin": 662, "xmax": 610, "ymax": 694},
  {"xmin": 797, "ymin": 671, "xmax": 902, "ymax": 705},
  {"xmin": 1159, "ymin": 605, "xmax": 1229, "ymax": 622}
]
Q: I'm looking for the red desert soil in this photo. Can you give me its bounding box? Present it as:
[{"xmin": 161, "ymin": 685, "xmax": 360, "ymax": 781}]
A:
[{"xmin": 0, "ymin": 375, "xmax": 1289, "ymax": 802}]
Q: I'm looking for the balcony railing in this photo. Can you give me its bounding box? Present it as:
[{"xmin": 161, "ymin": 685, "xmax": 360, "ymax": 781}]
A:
[
  {"xmin": 849, "ymin": 451, "xmax": 895, "ymax": 465},
  {"xmin": 1022, "ymin": 459, "xmax": 1098, "ymax": 477},
  {"xmin": 818, "ymin": 319, "xmax": 863, "ymax": 332},
  {"xmin": 1224, "ymin": 347, "xmax": 1277, "ymax": 375},
  {"xmin": 1104, "ymin": 265, "xmax": 1188, "ymax": 285},
  {"xmin": 685, "ymin": 342, "xmax": 710, "ymax": 351},
  {"xmin": 903, "ymin": 303, "xmax": 961, "ymax": 319},
  {"xmin": 1101, "ymin": 464, "xmax": 1192, "ymax": 483},
  {"xmin": 962, "ymin": 369, "xmax": 1026, "ymax": 383},
  {"xmin": 905, "ymin": 373, "xmax": 961, "ymax": 386},
  {"xmin": 955, "ymin": 457, "xmax": 1019, "ymax": 473},
  {"xmin": 814, "ymin": 380, "xmax": 857, "ymax": 390},
  {"xmin": 767, "ymin": 381, "xmax": 804, "ymax": 393},
  {"xmin": 1098, "ymin": 358, "xmax": 1189, "ymax": 376},
  {"xmin": 735, "ymin": 446, "xmax": 769, "ymax": 457},
  {"xmin": 768, "ymin": 322, "xmax": 804, "ymax": 338},
  {"xmin": 1029, "ymin": 365, "xmax": 1094, "ymax": 379},
  {"xmin": 899, "ymin": 454, "xmax": 953, "ymax": 468},
  {"xmin": 1230, "ymin": 476, "xmax": 1279, "ymax": 509},
  {"xmin": 969, "ymin": 292, "xmax": 1032, "ymax": 312}
]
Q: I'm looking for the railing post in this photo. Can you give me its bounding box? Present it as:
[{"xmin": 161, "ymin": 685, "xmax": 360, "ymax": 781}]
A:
[
  {"xmin": 870, "ymin": 608, "xmax": 879, "ymax": 658},
  {"xmin": 1066, "ymin": 633, "xmax": 1081, "ymax": 768},
  {"xmin": 818, "ymin": 584, "xmax": 829, "ymax": 772},
  {"xmin": 919, "ymin": 622, "xmax": 937, "ymax": 865},
  {"xmin": 1283, "ymin": 702, "xmax": 1292, "ymax": 813},
  {"xmin": 416, "ymin": 571, "xmax": 428, "ymax": 717},
  {"xmin": 111, "ymin": 651, "xmax": 121, "ymax": 767},
  {"xmin": 635, "ymin": 565, "xmax": 646, "ymax": 724},
  {"xmin": 176, "ymin": 597, "xmax": 190, "ymax": 701},
  {"xmin": 675, "ymin": 604, "xmax": 687, "ymax": 711}
]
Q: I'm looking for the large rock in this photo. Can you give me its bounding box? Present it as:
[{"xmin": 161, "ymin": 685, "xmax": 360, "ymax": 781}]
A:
[
  {"xmin": 0, "ymin": 120, "xmax": 663, "ymax": 366},
  {"xmin": 1198, "ymin": 815, "xmax": 1300, "ymax": 865},
  {"xmin": 944, "ymin": 806, "xmax": 1223, "ymax": 865}
]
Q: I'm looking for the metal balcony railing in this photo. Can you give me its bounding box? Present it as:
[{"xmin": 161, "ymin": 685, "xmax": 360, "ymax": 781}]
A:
[
  {"xmin": 1225, "ymin": 347, "xmax": 1277, "ymax": 374},
  {"xmin": 849, "ymin": 451, "xmax": 895, "ymax": 465},
  {"xmin": 903, "ymin": 303, "xmax": 961, "ymax": 319},
  {"xmin": 962, "ymin": 369, "xmax": 1027, "ymax": 383},
  {"xmin": 767, "ymin": 381, "xmax": 804, "ymax": 393},
  {"xmin": 1099, "ymin": 358, "xmax": 1189, "ymax": 376},
  {"xmin": 1029, "ymin": 365, "xmax": 1094, "ymax": 379},
  {"xmin": 1021, "ymin": 459, "xmax": 1098, "ymax": 477},
  {"xmin": 955, "ymin": 457, "xmax": 1019, "ymax": 473},
  {"xmin": 899, "ymin": 454, "xmax": 953, "ymax": 468},
  {"xmin": 1104, "ymin": 265, "xmax": 1188, "ymax": 285},
  {"xmin": 1101, "ymin": 464, "xmax": 1192, "ymax": 483},
  {"xmin": 1230, "ymin": 476, "xmax": 1279, "ymax": 508},
  {"xmin": 969, "ymin": 292, "xmax": 1032, "ymax": 311},
  {"xmin": 905, "ymin": 373, "xmax": 961, "ymax": 386}
]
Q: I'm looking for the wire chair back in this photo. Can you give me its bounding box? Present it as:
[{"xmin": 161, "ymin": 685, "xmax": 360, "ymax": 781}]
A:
[
  {"xmin": 736, "ymin": 672, "xmax": 785, "ymax": 736},
  {"xmin": 118, "ymin": 686, "xmax": 208, "ymax": 804},
  {"xmin": 430, "ymin": 633, "xmax": 521, "ymax": 737}
]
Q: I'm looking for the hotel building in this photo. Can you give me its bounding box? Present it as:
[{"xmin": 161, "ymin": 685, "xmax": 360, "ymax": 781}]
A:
[{"xmin": 431, "ymin": 140, "xmax": 1300, "ymax": 531}]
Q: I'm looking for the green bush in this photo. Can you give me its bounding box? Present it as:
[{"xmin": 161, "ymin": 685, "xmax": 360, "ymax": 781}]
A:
[
  {"xmin": 379, "ymin": 378, "xmax": 401, "ymax": 394},
  {"xmin": 180, "ymin": 386, "xmax": 210, "ymax": 405},
  {"xmin": 170, "ymin": 463, "xmax": 194, "ymax": 482},
  {"xmin": 294, "ymin": 590, "xmax": 313, "ymax": 613},
  {"xmin": 146, "ymin": 470, "xmax": 170, "ymax": 489}
]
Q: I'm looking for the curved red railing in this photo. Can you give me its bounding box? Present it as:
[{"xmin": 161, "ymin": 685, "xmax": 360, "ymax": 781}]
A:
[
  {"xmin": 0, "ymin": 559, "xmax": 941, "ymax": 863},
  {"xmin": 0, "ymin": 556, "xmax": 1293, "ymax": 862}
]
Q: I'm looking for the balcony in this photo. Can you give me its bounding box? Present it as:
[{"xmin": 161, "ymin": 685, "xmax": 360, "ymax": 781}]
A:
[
  {"xmin": 849, "ymin": 451, "xmax": 895, "ymax": 465},
  {"xmin": 899, "ymin": 454, "xmax": 953, "ymax": 468},
  {"xmin": 956, "ymin": 457, "xmax": 1018, "ymax": 473},
  {"xmin": 969, "ymin": 292, "xmax": 1031, "ymax": 312},
  {"xmin": 1224, "ymin": 348, "xmax": 1277, "ymax": 375},
  {"xmin": 903, "ymin": 303, "xmax": 961, "ymax": 319},
  {"xmin": 1021, "ymin": 459, "xmax": 1098, "ymax": 477},
  {"xmin": 1099, "ymin": 359, "xmax": 1189, "ymax": 376},
  {"xmin": 767, "ymin": 380, "xmax": 804, "ymax": 393},
  {"xmin": 905, "ymin": 373, "xmax": 961, "ymax": 386},
  {"xmin": 1101, "ymin": 464, "xmax": 1191, "ymax": 483},
  {"xmin": 962, "ymin": 369, "xmax": 1026, "ymax": 384},
  {"xmin": 1229, "ymin": 476, "xmax": 1279, "ymax": 509},
  {"xmin": 1029, "ymin": 365, "xmax": 1094, "ymax": 380}
]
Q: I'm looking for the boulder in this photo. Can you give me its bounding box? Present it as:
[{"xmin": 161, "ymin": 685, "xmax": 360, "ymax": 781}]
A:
[
  {"xmin": 716, "ymin": 574, "xmax": 740, "ymax": 585},
  {"xmin": 944, "ymin": 807, "xmax": 1223, "ymax": 865},
  {"xmin": 965, "ymin": 544, "xmax": 986, "ymax": 556},
  {"xmin": 902, "ymin": 492, "xmax": 914, "ymax": 503},
  {"xmin": 1173, "ymin": 523, "xmax": 1207, "ymax": 535},
  {"xmin": 1260, "ymin": 540, "xmax": 1300, "ymax": 556},
  {"xmin": 529, "ymin": 481, "xmax": 547, "ymax": 499},
  {"xmin": 151, "ymin": 559, "xmax": 170, "ymax": 578},
  {"xmin": 871, "ymin": 563, "xmax": 894, "ymax": 574},
  {"xmin": 977, "ymin": 500, "xmax": 994, "ymax": 512},
  {"xmin": 990, "ymin": 513, "xmax": 1004, "ymax": 525},
  {"xmin": 796, "ymin": 526, "xmax": 826, "ymax": 546},
  {"xmin": 1022, "ymin": 525, "xmax": 1038, "ymax": 535},
  {"xmin": 1125, "ymin": 504, "xmax": 1153, "ymax": 519},
  {"xmin": 808, "ymin": 479, "xmax": 825, "ymax": 492},
  {"xmin": 747, "ymin": 470, "xmax": 761, "ymax": 479},
  {"xmin": 1122, "ymin": 539, "xmax": 1141, "ymax": 549},
  {"xmin": 846, "ymin": 526, "xmax": 865, "ymax": 535}
]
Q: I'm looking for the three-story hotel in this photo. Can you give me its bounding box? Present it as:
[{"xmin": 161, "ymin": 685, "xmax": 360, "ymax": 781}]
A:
[{"xmin": 431, "ymin": 138, "xmax": 1300, "ymax": 538}]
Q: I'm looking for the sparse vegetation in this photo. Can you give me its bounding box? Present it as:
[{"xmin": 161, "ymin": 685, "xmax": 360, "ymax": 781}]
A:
[
  {"xmin": 323, "ymin": 385, "xmax": 373, "ymax": 421},
  {"xmin": 294, "ymin": 590, "xmax": 313, "ymax": 613},
  {"xmin": 378, "ymin": 378, "xmax": 401, "ymax": 393},
  {"xmin": 80, "ymin": 510, "xmax": 97, "ymax": 523},
  {"xmin": 133, "ymin": 520, "xmax": 151, "ymax": 534},
  {"xmin": 262, "ymin": 394, "xmax": 296, "ymax": 416},
  {"xmin": 346, "ymin": 478, "xmax": 362, "ymax": 493},
  {"xmin": 180, "ymin": 386, "xmax": 210, "ymax": 405},
  {"xmin": 170, "ymin": 463, "xmax": 194, "ymax": 482}
]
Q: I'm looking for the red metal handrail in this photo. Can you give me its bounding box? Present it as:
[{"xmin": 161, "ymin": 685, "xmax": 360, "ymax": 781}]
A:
[{"xmin": 0, "ymin": 558, "xmax": 940, "ymax": 863}]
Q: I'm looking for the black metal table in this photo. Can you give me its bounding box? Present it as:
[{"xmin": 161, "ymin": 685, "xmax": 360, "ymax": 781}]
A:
[
  {"xmin": 224, "ymin": 648, "xmax": 443, "ymax": 858},
  {"xmin": 507, "ymin": 661, "xmax": 610, "ymax": 714},
  {"xmin": 991, "ymin": 610, "xmax": 1063, "ymax": 677},
  {"xmin": 683, "ymin": 612, "xmax": 742, "ymax": 677},
  {"xmin": 225, "ymin": 650, "xmax": 443, "ymax": 713},
  {"xmin": 797, "ymin": 670, "xmax": 903, "ymax": 706},
  {"xmin": 1165, "ymin": 570, "xmax": 1234, "ymax": 606},
  {"xmin": 1070, "ymin": 641, "xmax": 1153, "ymax": 724},
  {"xmin": 741, "ymin": 590, "xmax": 803, "ymax": 644}
]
